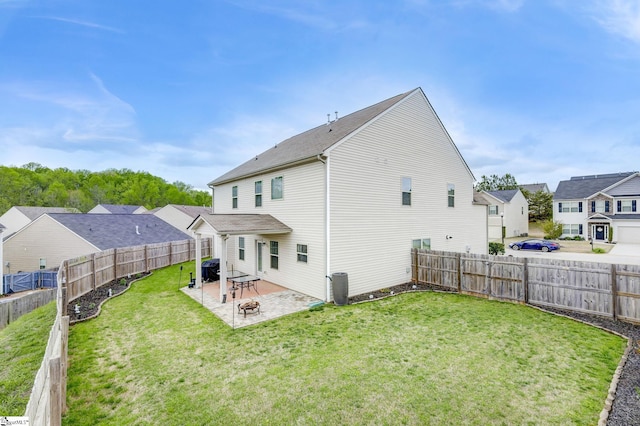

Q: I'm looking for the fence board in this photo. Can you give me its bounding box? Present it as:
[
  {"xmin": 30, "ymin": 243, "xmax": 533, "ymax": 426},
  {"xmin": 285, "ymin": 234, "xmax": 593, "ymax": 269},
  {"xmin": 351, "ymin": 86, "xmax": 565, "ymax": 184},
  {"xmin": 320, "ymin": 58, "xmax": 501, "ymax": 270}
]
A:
[{"xmin": 412, "ymin": 249, "xmax": 640, "ymax": 323}]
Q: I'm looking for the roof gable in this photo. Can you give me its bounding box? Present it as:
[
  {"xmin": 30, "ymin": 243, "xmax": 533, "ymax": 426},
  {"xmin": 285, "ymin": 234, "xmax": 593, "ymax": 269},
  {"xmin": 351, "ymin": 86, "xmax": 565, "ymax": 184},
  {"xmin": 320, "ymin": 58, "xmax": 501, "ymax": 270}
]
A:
[
  {"xmin": 48, "ymin": 213, "xmax": 190, "ymax": 250},
  {"xmin": 485, "ymin": 189, "xmax": 519, "ymax": 203},
  {"xmin": 14, "ymin": 206, "xmax": 80, "ymax": 220},
  {"xmin": 209, "ymin": 89, "xmax": 417, "ymax": 185},
  {"xmin": 89, "ymin": 204, "xmax": 147, "ymax": 214}
]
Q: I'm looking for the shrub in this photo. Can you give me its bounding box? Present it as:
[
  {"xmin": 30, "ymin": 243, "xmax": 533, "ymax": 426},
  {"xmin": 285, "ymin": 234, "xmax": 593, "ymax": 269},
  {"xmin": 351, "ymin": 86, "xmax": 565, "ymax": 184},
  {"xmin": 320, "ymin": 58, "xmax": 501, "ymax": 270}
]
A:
[
  {"xmin": 541, "ymin": 220, "xmax": 563, "ymax": 240},
  {"xmin": 489, "ymin": 242, "xmax": 505, "ymax": 255},
  {"xmin": 119, "ymin": 278, "xmax": 127, "ymax": 286},
  {"xmin": 592, "ymin": 248, "xmax": 606, "ymax": 254}
]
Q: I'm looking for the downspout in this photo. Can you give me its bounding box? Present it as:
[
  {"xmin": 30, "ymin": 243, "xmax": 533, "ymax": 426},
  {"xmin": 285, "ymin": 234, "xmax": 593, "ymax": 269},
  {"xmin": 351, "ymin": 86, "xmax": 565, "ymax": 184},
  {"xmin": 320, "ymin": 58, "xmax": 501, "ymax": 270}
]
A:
[
  {"xmin": 318, "ymin": 154, "xmax": 331, "ymax": 302},
  {"xmin": 209, "ymin": 185, "xmax": 215, "ymax": 214}
]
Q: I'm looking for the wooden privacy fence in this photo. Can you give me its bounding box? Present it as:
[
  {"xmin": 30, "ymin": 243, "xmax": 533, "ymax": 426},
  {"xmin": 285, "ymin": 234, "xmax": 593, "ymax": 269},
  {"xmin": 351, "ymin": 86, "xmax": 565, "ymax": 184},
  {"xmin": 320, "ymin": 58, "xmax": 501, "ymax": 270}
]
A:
[
  {"xmin": 24, "ymin": 237, "xmax": 211, "ymax": 425},
  {"xmin": 0, "ymin": 288, "xmax": 57, "ymax": 330},
  {"xmin": 412, "ymin": 249, "xmax": 640, "ymax": 324},
  {"xmin": 61, "ymin": 238, "xmax": 211, "ymax": 310}
]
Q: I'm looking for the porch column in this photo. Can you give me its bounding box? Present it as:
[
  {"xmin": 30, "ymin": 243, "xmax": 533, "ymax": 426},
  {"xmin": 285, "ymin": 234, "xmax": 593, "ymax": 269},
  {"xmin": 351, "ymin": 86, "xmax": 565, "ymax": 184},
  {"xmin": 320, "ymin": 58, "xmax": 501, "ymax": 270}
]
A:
[
  {"xmin": 195, "ymin": 233, "xmax": 202, "ymax": 288},
  {"xmin": 219, "ymin": 234, "xmax": 229, "ymax": 302}
]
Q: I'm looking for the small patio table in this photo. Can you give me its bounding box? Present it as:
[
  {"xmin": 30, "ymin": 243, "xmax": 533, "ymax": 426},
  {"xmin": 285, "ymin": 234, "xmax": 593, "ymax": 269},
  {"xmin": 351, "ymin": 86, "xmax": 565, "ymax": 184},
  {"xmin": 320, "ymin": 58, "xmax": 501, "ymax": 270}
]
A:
[{"xmin": 228, "ymin": 275, "xmax": 260, "ymax": 298}]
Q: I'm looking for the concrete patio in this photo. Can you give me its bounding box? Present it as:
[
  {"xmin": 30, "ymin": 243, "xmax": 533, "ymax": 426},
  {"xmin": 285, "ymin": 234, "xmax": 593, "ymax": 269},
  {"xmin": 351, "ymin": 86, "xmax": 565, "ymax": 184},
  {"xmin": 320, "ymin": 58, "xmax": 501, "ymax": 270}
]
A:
[{"xmin": 180, "ymin": 278, "xmax": 323, "ymax": 328}]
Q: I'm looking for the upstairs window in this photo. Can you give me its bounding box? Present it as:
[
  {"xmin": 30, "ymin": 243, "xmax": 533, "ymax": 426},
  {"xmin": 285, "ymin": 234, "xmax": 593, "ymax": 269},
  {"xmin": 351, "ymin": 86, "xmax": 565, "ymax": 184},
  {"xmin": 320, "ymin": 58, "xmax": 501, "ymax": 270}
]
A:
[
  {"xmin": 447, "ymin": 184, "xmax": 455, "ymax": 207},
  {"xmin": 559, "ymin": 201, "xmax": 582, "ymax": 213},
  {"xmin": 402, "ymin": 177, "xmax": 412, "ymax": 206},
  {"xmin": 255, "ymin": 181, "xmax": 262, "ymax": 207},
  {"xmin": 618, "ymin": 200, "xmax": 637, "ymax": 212},
  {"xmin": 270, "ymin": 241, "xmax": 279, "ymax": 269},
  {"xmin": 271, "ymin": 176, "xmax": 283, "ymax": 200},
  {"xmin": 592, "ymin": 200, "xmax": 610, "ymax": 213},
  {"xmin": 238, "ymin": 237, "xmax": 245, "ymax": 260},
  {"xmin": 232, "ymin": 186, "xmax": 238, "ymax": 209},
  {"xmin": 297, "ymin": 244, "xmax": 308, "ymax": 263},
  {"xmin": 489, "ymin": 205, "xmax": 499, "ymax": 215}
]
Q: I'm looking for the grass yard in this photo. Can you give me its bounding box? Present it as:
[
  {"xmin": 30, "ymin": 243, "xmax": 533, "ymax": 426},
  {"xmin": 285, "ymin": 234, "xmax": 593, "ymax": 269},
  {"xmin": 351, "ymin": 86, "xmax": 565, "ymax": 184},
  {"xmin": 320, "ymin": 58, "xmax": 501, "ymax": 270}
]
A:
[
  {"xmin": 63, "ymin": 264, "xmax": 626, "ymax": 425},
  {"xmin": 0, "ymin": 300, "xmax": 57, "ymax": 415}
]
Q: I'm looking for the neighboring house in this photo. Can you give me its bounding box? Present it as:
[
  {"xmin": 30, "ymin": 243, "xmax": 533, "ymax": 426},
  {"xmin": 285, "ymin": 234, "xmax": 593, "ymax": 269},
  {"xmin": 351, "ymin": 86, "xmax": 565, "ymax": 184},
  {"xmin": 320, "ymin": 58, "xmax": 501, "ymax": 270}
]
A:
[
  {"xmin": 189, "ymin": 87, "xmax": 488, "ymax": 302},
  {"xmin": 482, "ymin": 190, "xmax": 529, "ymax": 241},
  {"xmin": 520, "ymin": 183, "xmax": 551, "ymax": 194},
  {"xmin": 3, "ymin": 213, "xmax": 190, "ymax": 273},
  {"xmin": 0, "ymin": 206, "xmax": 80, "ymax": 238},
  {"xmin": 553, "ymin": 172, "xmax": 640, "ymax": 242},
  {"xmin": 154, "ymin": 204, "xmax": 213, "ymax": 235},
  {"xmin": 88, "ymin": 204, "xmax": 148, "ymax": 214}
]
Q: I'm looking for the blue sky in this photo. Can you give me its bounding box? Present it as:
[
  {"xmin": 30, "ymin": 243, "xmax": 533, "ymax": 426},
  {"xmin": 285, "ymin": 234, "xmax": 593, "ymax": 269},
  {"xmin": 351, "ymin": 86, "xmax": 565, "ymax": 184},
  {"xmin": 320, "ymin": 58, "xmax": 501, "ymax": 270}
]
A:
[{"xmin": 1, "ymin": 0, "xmax": 639, "ymax": 192}]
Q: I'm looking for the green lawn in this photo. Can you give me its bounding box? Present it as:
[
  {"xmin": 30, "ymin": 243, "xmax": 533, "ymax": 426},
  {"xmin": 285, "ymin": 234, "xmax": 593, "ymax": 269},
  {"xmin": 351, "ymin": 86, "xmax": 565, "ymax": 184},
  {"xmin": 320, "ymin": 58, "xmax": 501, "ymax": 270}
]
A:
[
  {"xmin": 0, "ymin": 299, "xmax": 57, "ymax": 415},
  {"xmin": 63, "ymin": 263, "xmax": 626, "ymax": 425}
]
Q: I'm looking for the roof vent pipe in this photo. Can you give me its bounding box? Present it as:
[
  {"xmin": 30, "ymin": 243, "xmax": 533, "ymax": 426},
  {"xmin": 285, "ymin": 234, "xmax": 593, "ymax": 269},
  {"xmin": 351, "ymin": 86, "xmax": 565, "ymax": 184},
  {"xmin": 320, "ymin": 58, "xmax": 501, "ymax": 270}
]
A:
[
  {"xmin": 335, "ymin": 111, "xmax": 339, "ymax": 121},
  {"xmin": 135, "ymin": 225, "xmax": 140, "ymax": 235},
  {"xmin": 326, "ymin": 113, "xmax": 330, "ymax": 125}
]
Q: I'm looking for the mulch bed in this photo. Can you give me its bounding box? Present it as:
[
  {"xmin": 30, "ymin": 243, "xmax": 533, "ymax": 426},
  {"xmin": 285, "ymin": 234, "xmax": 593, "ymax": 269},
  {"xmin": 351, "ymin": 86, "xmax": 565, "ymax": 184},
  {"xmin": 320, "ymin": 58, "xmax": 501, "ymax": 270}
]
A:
[
  {"xmin": 67, "ymin": 273, "xmax": 150, "ymax": 323},
  {"xmin": 349, "ymin": 283, "xmax": 640, "ymax": 426}
]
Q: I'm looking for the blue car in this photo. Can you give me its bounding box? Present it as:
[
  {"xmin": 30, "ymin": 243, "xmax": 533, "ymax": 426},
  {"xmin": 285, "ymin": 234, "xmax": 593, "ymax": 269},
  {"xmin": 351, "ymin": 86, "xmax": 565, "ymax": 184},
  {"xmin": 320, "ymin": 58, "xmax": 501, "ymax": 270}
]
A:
[{"xmin": 509, "ymin": 239, "xmax": 559, "ymax": 252}]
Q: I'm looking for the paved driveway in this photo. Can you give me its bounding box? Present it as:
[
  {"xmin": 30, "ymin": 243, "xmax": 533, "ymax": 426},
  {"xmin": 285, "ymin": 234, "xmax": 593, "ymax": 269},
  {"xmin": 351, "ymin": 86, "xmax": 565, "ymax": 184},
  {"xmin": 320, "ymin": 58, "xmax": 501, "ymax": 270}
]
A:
[{"xmin": 506, "ymin": 244, "xmax": 640, "ymax": 265}]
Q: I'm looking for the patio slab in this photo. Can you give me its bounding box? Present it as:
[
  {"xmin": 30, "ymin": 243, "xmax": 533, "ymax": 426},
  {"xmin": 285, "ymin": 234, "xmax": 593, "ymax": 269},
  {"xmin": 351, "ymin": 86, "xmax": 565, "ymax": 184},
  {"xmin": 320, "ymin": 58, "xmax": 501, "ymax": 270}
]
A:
[{"xmin": 180, "ymin": 280, "xmax": 323, "ymax": 328}]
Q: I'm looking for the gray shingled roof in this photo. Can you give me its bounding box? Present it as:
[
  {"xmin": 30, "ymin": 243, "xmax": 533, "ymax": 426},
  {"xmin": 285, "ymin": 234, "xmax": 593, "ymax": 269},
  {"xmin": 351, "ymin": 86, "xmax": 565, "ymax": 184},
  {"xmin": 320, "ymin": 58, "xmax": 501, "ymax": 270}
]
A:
[
  {"xmin": 168, "ymin": 205, "xmax": 212, "ymax": 218},
  {"xmin": 554, "ymin": 172, "xmax": 636, "ymax": 200},
  {"xmin": 520, "ymin": 183, "xmax": 548, "ymax": 193},
  {"xmin": 486, "ymin": 190, "xmax": 519, "ymax": 203},
  {"xmin": 15, "ymin": 206, "xmax": 80, "ymax": 220},
  {"xmin": 92, "ymin": 204, "xmax": 145, "ymax": 214},
  {"xmin": 209, "ymin": 89, "xmax": 417, "ymax": 185},
  {"xmin": 193, "ymin": 214, "xmax": 292, "ymax": 235},
  {"xmin": 48, "ymin": 213, "xmax": 191, "ymax": 250}
]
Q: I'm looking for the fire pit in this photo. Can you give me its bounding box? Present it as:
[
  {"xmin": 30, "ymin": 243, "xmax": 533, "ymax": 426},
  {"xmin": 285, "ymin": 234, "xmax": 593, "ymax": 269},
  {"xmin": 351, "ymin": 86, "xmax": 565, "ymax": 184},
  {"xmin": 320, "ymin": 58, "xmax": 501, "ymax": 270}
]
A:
[{"xmin": 237, "ymin": 300, "xmax": 260, "ymax": 317}]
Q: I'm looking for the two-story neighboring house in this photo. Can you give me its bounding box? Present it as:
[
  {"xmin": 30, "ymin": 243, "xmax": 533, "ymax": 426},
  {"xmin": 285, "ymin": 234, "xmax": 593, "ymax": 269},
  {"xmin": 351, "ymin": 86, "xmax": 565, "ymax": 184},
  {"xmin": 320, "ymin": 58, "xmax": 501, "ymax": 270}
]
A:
[
  {"xmin": 553, "ymin": 172, "xmax": 640, "ymax": 242},
  {"xmin": 482, "ymin": 189, "xmax": 529, "ymax": 241},
  {"xmin": 189, "ymin": 88, "xmax": 488, "ymax": 301}
]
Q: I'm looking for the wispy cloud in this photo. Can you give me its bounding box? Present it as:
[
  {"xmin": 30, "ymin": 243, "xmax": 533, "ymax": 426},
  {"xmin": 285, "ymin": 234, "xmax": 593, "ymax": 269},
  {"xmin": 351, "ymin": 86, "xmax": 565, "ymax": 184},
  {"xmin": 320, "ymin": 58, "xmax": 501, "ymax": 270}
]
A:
[
  {"xmin": 225, "ymin": 0, "xmax": 369, "ymax": 32},
  {"xmin": 36, "ymin": 16, "xmax": 125, "ymax": 34},
  {"xmin": 450, "ymin": 0, "xmax": 525, "ymax": 12},
  {"xmin": 588, "ymin": 0, "xmax": 640, "ymax": 43}
]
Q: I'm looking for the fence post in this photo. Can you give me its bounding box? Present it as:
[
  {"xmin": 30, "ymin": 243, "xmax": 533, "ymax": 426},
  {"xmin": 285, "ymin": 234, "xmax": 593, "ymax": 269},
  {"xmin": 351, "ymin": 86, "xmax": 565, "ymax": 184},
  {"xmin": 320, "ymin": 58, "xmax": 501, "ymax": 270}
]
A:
[
  {"xmin": 412, "ymin": 248, "xmax": 418, "ymax": 283},
  {"xmin": 145, "ymin": 245, "xmax": 149, "ymax": 273},
  {"xmin": 611, "ymin": 264, "xmax": 618, "ymax": 321},
  {"xmin": 113, "ymin": 248, "xmax": 118, "ymax": 281},
  {"xmin": 457, "ymin": 253, "xmax": 462, "ymax": 293},
  {"xmin": 91, "ymin": 253, "xmax": 96, "ymax": 291},
  {"xmin": 49, "ymin": 357, "xmax": 62, "ymax": 426},
  {"xmin": 61, "ymin": 315, "xmax": 69, "ymax": 414},
  {"xmin": 486, "ymin": 259, "xmax": 492, "ymax": 297},
  {"xmin": 523, "ymin": 258, "xmax": 529, "ymax": 304}
]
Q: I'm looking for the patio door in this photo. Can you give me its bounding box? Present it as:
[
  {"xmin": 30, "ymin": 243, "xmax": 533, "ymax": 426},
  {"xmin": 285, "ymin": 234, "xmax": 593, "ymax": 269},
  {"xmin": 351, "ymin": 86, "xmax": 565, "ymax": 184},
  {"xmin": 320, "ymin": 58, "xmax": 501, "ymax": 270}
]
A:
[{"xmin": 256, "ymin": 241, "xmax": 264, "ymax": 277}]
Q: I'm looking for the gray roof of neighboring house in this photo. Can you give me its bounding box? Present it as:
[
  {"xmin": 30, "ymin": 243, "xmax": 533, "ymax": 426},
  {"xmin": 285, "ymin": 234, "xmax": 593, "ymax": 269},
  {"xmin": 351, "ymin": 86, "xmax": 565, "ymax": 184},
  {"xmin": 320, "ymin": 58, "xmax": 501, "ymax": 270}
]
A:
[
  {"xmin": 15, "ymin": 206, "xmax": 81, "ymax": 220},
  {"xmin": 554, "ymin": 172, "xmax": 636, "ymax": 200},
  {"xmin": 209, "ymin": 89, "xmax": 417, "ymax": 186},
  {"xmin": 91, "ymin": 204, "xmax": 145, "ymax": 214},
  {"xmin": 167, "ymin": 205, "xmax": 212, "ymax": 218},
  {"xmin": 520, "ymin": 183, "xmax": 549, "ymax": 193},
  {"xmin": 48, "ymin": 213, "xmax": 191, "ymax": 250},
  {"xmin": 486, "ymin": 190, "xmax": 519, "ymax": 203}
]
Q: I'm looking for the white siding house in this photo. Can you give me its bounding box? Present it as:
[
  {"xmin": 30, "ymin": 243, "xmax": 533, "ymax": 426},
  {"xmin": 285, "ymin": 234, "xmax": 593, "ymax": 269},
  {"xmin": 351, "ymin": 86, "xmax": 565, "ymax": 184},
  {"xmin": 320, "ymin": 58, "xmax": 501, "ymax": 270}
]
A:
[
  {"xmin": 483, "ymin": 190, "xmax": 529, "ymax": 241},
  {"xmin": 0, "ymin": 206, "xmax": 80, "ymax": 238},
  {"xmin": 554, "ymin": 172, "xmax": 640, "ymax": 242},
  {"xmin": 191, "ymin": 88, "xmax": 487, "ymax": 301}
]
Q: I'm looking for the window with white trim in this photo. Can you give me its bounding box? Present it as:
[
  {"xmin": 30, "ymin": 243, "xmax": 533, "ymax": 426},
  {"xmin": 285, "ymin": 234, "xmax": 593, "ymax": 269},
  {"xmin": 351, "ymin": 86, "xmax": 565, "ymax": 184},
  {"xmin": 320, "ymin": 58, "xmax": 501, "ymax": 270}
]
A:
[
  {"xmin": 559, "ymin": 201, "xmax": 581, "ymax": 213},
  {"xmin": 270, "ymin": 241, "xmax": 279, "ymax": 269},
  {"xmin": 489, "ymin": 205, "xmax": 499, "ymax": 215},
  {"xmin": 562, "ymin": 224, "xmax": 582, "ymax": 235},
  {"xmin": 271, "ymin": 176, "xmax": 283, "ymax": 200},
  {"xmin": 238, "ymin": 237, "xmax": 245, "ymax": 260},
  {"xmin": 297, "ymin": 244, "xmax": 308, "ymax": 263},
  {"xmin": 255, "ymin": 181, "xmax": 262, "ymax": 207},
  {"xmin": 412, "ymin": 238, "xmax": 431, "ymax": 250},
  {"xmin": 232, "ymin": 186, "xmax": 238, "ymax": 209},
  {"xmin": 402, "ymin": 177, "xmax": 412, "ymax": 206},
  {"xmin": 447, "ymin": 184, "xmax": 455, "ymax": 207}
]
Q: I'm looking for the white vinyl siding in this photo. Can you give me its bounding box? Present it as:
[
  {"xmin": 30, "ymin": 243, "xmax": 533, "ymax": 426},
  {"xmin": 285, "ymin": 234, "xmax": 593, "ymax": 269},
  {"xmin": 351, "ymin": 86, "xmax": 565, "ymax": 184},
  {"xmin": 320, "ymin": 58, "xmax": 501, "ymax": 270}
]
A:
[{"xmin": 328, "ymin": 91, "xmax": 485, "ymax": 297}]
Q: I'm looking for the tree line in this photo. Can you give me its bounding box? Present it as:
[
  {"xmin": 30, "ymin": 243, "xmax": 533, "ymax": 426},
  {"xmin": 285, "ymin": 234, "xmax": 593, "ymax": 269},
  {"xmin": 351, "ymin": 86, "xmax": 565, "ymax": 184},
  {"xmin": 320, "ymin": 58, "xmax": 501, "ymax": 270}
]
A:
[{"xmin": 0, "ymin": 163, "xmax": 211, "ymax": 215}]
